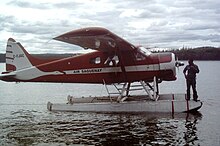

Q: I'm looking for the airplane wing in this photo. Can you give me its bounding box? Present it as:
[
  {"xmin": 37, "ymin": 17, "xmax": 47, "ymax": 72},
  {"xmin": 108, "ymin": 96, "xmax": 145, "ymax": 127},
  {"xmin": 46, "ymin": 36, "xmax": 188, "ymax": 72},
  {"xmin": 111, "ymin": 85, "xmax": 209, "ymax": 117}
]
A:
[{"xmin": 53, "ymin": 27, "xmax": 137, "ymax": 52}]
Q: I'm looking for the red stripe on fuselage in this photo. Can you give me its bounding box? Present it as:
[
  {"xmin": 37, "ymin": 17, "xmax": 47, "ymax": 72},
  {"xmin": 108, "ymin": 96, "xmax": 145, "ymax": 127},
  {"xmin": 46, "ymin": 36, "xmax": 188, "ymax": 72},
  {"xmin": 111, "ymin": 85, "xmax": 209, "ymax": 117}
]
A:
[{"xmin": 16, "ymin": 70, "xmax": 173, "ymax": 84}]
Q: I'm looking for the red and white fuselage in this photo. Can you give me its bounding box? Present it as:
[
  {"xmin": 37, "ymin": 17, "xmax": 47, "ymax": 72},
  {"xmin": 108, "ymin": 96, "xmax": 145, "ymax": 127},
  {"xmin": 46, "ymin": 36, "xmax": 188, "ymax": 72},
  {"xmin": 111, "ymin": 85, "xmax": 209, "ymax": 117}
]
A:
[{"xmin": 0, "ymin": 27, "xmax": 177, "ymax": 84}]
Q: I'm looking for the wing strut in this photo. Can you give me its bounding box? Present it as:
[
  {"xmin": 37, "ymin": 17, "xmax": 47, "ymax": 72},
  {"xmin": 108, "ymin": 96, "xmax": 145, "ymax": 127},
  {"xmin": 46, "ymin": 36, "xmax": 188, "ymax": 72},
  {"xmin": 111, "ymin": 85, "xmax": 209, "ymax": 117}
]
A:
[
  {"xmin": 103, "ymin": 79, "xmax": 113, "ymax": 102},
  {"xmin": 117, "ymin": 50, "xmax": 128, "ymax": 82}
]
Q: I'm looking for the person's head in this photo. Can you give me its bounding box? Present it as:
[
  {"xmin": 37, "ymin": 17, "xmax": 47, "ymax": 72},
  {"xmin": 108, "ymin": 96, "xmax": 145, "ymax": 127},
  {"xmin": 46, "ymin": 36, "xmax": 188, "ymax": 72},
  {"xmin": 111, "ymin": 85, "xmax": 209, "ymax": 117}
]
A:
[{"xmin": 188, "ymin": 58, "xmax": 194, "ymax": 65}]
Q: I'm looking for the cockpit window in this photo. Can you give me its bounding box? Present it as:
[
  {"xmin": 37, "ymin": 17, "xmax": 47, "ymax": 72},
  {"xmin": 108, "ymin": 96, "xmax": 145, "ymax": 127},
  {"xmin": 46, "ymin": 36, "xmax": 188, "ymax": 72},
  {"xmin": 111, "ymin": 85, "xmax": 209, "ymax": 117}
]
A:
[
  {"xmin": 138, "ymin": 46, "xmax": 151, "ymax": 56},
  {"xmin": 135, "ymin": 46, "xmax": 151, "ymax": 61},
  {"xmin": 135, "ymin": 52, "xmax": 146, "ymax": 61}
]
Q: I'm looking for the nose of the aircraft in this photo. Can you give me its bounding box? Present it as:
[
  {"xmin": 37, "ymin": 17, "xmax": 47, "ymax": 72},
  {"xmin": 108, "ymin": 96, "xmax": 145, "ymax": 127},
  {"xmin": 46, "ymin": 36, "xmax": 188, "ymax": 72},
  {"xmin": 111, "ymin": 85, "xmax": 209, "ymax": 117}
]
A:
[
  {"xmin": 157, "ymin": 52, "xmax": 184, "ymax": 81},
  {"xmin": 158, "ymin": 52, "xmax": 177, "ymax": 81}
]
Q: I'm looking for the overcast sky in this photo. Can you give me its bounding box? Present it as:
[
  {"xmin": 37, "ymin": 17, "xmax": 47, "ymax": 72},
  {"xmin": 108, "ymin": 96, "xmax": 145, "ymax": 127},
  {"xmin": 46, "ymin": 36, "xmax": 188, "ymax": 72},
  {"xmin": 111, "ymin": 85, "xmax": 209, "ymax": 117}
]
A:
[{"xmin": 0, "ymin": 0, "xmax": 220, "ymax": 53}]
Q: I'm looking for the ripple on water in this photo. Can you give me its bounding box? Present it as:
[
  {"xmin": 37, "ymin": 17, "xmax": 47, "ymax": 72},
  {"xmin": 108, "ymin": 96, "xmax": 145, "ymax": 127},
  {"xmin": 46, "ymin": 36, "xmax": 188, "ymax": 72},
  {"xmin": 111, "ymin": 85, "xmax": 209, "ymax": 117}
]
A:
[{"xmin": 0, "ymin": 110, "xmax": 203, "ymax": 145}]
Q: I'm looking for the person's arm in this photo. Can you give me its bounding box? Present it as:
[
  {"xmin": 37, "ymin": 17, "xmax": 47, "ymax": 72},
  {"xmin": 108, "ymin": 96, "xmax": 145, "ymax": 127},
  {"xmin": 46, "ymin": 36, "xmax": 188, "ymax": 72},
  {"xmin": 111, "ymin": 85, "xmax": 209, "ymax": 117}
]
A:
[
  {"xmin": 183, "ymin": 66, "xmax": 188, "ymax": 78},
  {"xmin": 192, "ymin": 64, "xmax": 199, "ymax": 73},
  {"xmin": 195, "ymin": 65, "xmax": 199, "ymax": 73}
]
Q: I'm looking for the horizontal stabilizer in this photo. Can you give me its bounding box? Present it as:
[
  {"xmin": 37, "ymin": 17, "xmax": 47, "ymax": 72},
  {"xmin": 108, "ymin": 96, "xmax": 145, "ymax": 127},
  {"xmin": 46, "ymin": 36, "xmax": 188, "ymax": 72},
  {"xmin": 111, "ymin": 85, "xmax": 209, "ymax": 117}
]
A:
[{"xmin": 0, "ymin": 72, "xmax": 16, "ymax": 80}]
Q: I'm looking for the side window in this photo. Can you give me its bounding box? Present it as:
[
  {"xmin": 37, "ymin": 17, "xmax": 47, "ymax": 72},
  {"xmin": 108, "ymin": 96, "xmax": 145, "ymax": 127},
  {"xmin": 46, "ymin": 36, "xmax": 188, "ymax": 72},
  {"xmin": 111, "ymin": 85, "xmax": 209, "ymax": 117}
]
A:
[
  {"xmin": 95, "ymin": 57, "xmax": 101, "ymax": 64},
  {"xmin": 90, "ymin": 57, "xmax": 101, "ymax": 64}
]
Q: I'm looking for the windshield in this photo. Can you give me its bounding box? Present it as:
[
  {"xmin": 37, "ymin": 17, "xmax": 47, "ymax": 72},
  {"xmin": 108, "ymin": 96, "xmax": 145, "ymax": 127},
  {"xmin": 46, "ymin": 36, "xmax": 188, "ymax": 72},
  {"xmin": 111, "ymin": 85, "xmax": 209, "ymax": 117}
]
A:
[{"xmin": 138, "ymin": 46, "xmax": 151, "ymax": 56}]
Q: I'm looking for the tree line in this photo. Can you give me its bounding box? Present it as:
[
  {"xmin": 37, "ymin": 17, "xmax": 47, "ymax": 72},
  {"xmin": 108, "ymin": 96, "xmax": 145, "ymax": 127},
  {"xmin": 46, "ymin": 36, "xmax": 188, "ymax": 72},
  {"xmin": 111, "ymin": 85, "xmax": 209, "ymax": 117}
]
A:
[{"xmin": 161, "ymin": 46, "xmax": 220, "ymax": 60}]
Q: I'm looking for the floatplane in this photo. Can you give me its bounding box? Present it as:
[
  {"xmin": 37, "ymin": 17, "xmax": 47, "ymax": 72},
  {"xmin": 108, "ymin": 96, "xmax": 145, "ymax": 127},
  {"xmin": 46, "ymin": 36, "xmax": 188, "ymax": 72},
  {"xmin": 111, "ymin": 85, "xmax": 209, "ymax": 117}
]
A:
[{"xmin": 0, "ymin": 27, "xmax": 202, "ymax": 113}]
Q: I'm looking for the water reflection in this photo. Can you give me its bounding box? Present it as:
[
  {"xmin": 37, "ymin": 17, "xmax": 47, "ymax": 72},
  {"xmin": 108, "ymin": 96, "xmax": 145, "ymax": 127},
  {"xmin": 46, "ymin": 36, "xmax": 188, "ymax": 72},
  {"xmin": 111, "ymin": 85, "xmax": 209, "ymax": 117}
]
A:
[
  {"xmin": 184, "ymin": 112, "xmax": 202, "ymax": 145},
  {"xmin": 0, "ymin": 109, "xmax": 202, "ymax": 146}
]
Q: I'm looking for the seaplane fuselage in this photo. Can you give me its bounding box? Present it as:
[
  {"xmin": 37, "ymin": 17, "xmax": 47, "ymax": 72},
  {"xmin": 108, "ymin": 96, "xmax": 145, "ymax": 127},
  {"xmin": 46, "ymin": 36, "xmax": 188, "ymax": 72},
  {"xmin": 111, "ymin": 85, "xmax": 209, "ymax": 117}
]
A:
[{"xmin": 1, "ymin": 27, "xmax": 179, "ymax": 84}]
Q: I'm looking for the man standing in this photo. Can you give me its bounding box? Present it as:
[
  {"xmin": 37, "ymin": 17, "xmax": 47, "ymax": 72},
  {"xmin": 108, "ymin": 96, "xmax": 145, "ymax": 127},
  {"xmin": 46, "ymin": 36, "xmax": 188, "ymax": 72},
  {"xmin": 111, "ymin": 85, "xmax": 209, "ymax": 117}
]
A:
[{"xmin": 183, "ymin": 59, "xmax": 200, "ymax": 101}]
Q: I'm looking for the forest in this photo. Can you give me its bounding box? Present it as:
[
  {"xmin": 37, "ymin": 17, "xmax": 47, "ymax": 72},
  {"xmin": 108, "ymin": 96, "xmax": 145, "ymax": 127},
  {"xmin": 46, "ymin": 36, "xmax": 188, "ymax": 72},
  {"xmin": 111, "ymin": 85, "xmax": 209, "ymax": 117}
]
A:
[
  {"xmin": 161, "ymin": 46, "xmax": 220, "ymax": 60},
  {"xmin": 0, "ymin": 46, "xmax": 220, "ymax": 63}
]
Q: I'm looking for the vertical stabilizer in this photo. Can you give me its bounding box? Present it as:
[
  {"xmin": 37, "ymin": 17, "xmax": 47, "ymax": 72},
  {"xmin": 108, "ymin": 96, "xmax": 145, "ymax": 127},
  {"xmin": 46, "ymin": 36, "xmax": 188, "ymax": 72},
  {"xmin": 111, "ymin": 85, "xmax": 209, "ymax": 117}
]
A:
[{"xmin": 6, "ymin": 38, "xmax": 33, "ymax": 72}]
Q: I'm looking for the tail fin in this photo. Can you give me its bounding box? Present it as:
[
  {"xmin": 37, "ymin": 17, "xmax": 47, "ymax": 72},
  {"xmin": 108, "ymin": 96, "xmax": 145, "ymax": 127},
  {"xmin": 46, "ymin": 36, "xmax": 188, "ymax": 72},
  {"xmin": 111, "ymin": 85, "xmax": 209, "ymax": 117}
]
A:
[{"xmin": 6, "ymin": 38, "xmax": 34, "ymax": 72}]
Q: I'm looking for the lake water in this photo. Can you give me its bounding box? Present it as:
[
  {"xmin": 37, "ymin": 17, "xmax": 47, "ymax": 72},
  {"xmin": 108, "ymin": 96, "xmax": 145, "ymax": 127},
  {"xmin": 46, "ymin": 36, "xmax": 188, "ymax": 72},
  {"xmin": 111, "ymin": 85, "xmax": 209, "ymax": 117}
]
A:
[{"xmin": 0, "ymin": 61, "xmax": 220, "ymax": 145}]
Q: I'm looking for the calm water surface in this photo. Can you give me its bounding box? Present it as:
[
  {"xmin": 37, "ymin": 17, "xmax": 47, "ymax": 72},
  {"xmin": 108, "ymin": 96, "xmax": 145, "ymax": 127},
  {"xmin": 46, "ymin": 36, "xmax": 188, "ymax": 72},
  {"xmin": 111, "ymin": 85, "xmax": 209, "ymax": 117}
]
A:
[{"xmin": 0, "ymin": 61, "xmax": 220, "ymax": 145}]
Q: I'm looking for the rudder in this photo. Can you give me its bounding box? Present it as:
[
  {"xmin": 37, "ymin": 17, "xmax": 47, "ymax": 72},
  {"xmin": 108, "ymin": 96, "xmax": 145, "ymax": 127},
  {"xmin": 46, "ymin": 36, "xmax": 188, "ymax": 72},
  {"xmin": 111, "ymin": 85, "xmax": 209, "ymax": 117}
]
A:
[{"xmin": 6, "ymin": 38, "xmax": 33, "ymax": 72}]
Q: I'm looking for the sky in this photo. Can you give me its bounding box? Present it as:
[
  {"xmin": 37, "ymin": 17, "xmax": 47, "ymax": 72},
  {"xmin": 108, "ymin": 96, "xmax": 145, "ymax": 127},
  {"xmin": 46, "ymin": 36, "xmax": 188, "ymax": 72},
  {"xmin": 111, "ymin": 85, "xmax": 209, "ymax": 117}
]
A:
[{"xmin": 0, "ymin": 0, "xmax": 220, "ymax": 53}]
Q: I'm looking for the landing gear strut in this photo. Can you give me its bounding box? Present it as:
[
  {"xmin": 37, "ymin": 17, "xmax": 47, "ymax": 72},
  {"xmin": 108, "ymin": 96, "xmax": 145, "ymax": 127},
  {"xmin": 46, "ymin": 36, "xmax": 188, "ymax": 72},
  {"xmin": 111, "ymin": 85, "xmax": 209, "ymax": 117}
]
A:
[{"xmin": 103, "ymin": 76, "xmax": 160, "ymax": 102}]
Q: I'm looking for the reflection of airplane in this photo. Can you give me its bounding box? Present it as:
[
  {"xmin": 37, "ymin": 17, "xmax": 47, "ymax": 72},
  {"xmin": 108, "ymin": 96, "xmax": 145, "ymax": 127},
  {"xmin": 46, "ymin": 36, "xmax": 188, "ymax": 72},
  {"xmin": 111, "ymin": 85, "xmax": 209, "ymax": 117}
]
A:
[{"xmin": 0, "ymin": 27, "xmax": 202, "ymax": 113}]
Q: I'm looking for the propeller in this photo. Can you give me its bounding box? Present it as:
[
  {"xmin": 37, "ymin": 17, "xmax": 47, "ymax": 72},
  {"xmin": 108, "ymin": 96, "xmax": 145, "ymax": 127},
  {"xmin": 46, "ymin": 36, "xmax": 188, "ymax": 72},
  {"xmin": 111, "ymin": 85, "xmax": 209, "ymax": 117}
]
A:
[{"xmin": 175, "ymin": 56, "xmax": 184, "ymax": 71}]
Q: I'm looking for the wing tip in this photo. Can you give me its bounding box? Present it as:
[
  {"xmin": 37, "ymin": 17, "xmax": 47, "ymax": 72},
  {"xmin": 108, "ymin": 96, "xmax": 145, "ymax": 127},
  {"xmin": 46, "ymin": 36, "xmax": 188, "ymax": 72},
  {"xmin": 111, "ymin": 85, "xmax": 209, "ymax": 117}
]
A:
[
  {"xmin": 8, "ymin": 38, "xmax": 16, "ymax": 42},
  {"xmin": 53, "ymin": 27, "xmax": 110, "ymax": 40}
]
